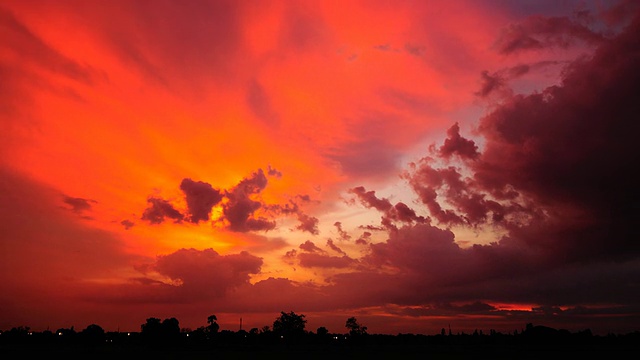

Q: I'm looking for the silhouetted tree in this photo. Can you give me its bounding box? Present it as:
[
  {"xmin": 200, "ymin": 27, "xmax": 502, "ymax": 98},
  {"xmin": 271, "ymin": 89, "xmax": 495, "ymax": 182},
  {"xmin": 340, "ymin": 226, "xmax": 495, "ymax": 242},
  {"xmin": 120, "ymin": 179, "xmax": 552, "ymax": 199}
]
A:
[
  {"xmin": 161, "ymin": 317, "xmax": 180, "ymax": 337},
  {"xmin": 273, "ymin": 311, "xmax": 306, "ymax": 337},
  {"xmin": 207, "ymin": 314, "xmax": 220, "ymax": 334},
  {"xmin": 345, "ymin": 317, "xmax": 367, "ymax": 336},
  {"xmin": 317, "ymin": 326, "xmax": 329, "ymax": 336},
  {"xmin": 141, "ymin": 317, "xmax": 162, "ymax": 337},
  {"xmin": 80, "ymin": 324, "xmax": 105, "ymax": 344}
]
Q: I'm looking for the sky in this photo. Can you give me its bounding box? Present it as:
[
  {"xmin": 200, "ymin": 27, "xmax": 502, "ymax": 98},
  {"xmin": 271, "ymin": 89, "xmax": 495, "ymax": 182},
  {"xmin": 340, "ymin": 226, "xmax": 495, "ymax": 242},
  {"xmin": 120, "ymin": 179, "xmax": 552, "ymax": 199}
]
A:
[{"xmin": 1, "ymin": 0, "xmax": 639, "ymax": 336}]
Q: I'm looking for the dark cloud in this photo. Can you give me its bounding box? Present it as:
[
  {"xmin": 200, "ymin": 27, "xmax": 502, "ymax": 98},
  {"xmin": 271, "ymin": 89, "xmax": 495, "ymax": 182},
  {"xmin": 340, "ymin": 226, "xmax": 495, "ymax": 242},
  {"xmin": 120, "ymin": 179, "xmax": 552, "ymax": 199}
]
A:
[
  {"xmin": 349, "ymin": 12, "xmax": 640, "ymax": 318},
  {"xmin": 150, "ymin": 248, "xmax": 262, "ymax": 298},
  {"xmin": 438, "ymin": 122, "xmax": 480, "ymax": 160},
  {"xmin": 141, "ymin": 167, "xmax": 316, "ymax": 233},
  {"xmin": 350, "ymin": 185, "xmax": 427, "ymax": 229},
  {"xmin": 404, "ymin": 153, "xmax": 533, "ymax": 227},
  {"xmin": 333, "ymin": 221, "xmax": 351, "ymax": 241},
  {"xmin": 494, "ymin": 14, "xmax": 605, "ymax": 54},
  {"xmin": 599, "ymin": 0, "xmax": 640, "ymax": 27},
  {"xmin": 179, "ymin": 178, "xmax": 223, "ymax": 223},
  {"xmin": 223, "ymin": 169, "xmax": 275, "ymax": 232},
  {"xmin": 267, "ymin": 164, "xmax": 283, "ymax": 178},
  {"xmin": 246, "ymin": 14, "xmax": 640, "ymax": 328},
  {"xmin": 121, "ymin": 219, "xmax": 134, "ymax": 230},
  {"xmin": 295, "ymin": 212, "xmax": 319, "ymax": 235},
  {"xmin": 349, "ymin": 186, "xmax": 392, "ymax": 212},
  {"xmin": 141, "ymin": 197, "xmax": 184, "ymax": 224},
  {"xmin": 326, "ymin": 239, "xmax": 346, "ymax": 255},
  {"xmin": 474, "ymin": 12, "xmax": 640, "ymax": 260},
  {"xmin": 298, "ymin": 253, "xmax": 355, "ymax": 269},
  {"xmin": 475, "ymin": 61, "xmax": 564, "ymax": 99},
  {"xmin": 63, "ymin": 196, "xmax": 96, "ymax": 213},
  {"xmin": 294, "ymin": 240, "xmax": 354, "ymax": 268},
  {"xmin": 299, "ymin": 240, "xmax": 322, "ymax": 253},
  {"xmin": 507, "ymin": 63, "xmax": 530, "ymax": 77},
  {"xmin": 355, "ymin": 231, "xmax": 372, "ymax": 245},
  {"xmin": 475, "ymin": 70, "xmax": 508, "ymax": 98}
]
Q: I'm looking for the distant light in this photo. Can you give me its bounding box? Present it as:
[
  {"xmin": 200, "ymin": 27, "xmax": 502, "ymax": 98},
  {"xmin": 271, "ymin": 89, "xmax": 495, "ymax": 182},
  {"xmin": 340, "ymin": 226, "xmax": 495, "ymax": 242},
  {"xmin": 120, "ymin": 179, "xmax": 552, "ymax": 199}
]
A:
[
  {"xmin": 58, "ymin": 332, "xmax": 62, "ymax": 336},
  {"xmin": 186, "ymin": 334, "xmax": 189, "ymax": 337},
  {"xmin": 280, "ymin": 335, "xmax": 284, "ymax": 339},
  {"xmin": 127, "ymin": 332, "xmax": 130, "ymax": 336}
]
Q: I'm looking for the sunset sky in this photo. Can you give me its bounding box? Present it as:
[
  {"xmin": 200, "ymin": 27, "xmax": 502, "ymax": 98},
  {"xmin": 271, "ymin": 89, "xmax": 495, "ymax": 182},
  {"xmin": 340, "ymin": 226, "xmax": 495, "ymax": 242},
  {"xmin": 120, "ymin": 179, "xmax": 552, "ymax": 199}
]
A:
[{"xmin": 1, "ymin": 0, "xmax": 639, "ymax": 336}]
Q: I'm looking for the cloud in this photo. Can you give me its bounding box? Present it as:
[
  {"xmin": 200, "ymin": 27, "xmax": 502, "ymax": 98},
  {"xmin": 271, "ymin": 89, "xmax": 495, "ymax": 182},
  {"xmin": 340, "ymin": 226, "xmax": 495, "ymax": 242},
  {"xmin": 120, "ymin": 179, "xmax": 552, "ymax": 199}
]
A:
[
  {"xmin": 299, "ymin": 240, "xmax": 322, "ymax": 253},
  {"xmin": 179, "ymin": 178, "xmax": 223, "ymax": 223},
  {"xmin": 494, "ymin": 14, "xmax": 605, "ymax": 54},
  {"xmin": 247, "ymin": 79, "xmax": 279, "ymax": 127},
  {"xmin": 294, "ymin": 240, "xmax": 354, "ymax": 268},
  {"xmin": 326, "ymin": 138, "xmax": 404, "ymax": 181},
  {"xmin": 333, "ymin": 221, "xmax": 351, "ymax": 241},
  {"xmin": 349, "ymin": 186, "xmax": 392, "ymax": 212},
  {"xmin": 295, "ymin": 212, "xmax": 319, "ymax": 235},
  {"xmin": 355, "ymin": 231, "xmax": 372, "ymax": 245},
  {"xmin": 326, "ymin": 239, "xmax": 346, "ymax": 255},
  {"xmin": 0, "ymin": 167, "xmax": 138, "ymax": 327},
  {"xmin": 267, "ymin": 164, "xmax": 282, "ymax": 178},
  {"xmin": 62, "ymin": 195, "xmax": 97, "ymax": 213},
  {"xmin": 0, "ymin": 8, "xmax": 100, "ymax": 86},
  {"xmin": 222, "ymin": 169, "xmax": 275, "ymax": 232},
  {"xmin": 474, "ymin": 70, "xmax": 509, "ymax": 98},
  {"xmin": 150, "ymin": 248, "xmax": 262, "ymax": 298},
  {"xmin": 141, "ymin": 197, "xmax": 184, "ymax": 224},
  {"xmin": 121, "ymin": 219, "xmax": 135, "ymax": 230},
  {"xmin": 350, "ymin": 186, "xmax": 427, "ymax": 229},
  {"xmin": 474, "ymin": 12, "xmax": 640, "ymax": 260},
  {"xmin": 298, "ymin": 253, "xmax": 355, "ymax": 269}
]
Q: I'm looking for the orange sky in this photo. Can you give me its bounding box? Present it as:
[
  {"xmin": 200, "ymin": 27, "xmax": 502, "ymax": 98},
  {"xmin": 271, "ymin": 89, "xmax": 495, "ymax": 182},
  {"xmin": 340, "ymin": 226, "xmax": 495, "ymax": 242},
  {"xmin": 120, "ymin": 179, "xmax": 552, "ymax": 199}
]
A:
[{"xmin": 2, "ymin": 0, "xmax": 639, "ymax": 336}]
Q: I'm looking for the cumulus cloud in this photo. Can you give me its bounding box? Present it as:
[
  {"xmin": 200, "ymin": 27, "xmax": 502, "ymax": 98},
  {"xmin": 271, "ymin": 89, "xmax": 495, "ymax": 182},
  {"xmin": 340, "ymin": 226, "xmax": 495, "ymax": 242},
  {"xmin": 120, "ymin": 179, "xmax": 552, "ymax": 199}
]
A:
[
  {"xmin": 295, "ymin": 212, "xmax": 319, "ymax": 235},
  {"xmin": 349, "ymin": 186, "xmax": 392, "ymax": 212},
  {"xmin": 222, "ymin": 169, "xmax": 275, "ymax": 232},
  {"xmin": 141, "ymin": 197, "xmax": 184, "ymax": 224},
  {"xmin": 474, "ymin": 13, "xmax": 640, "ymax": 260},
  {"xmin": 311, "ymin": 12, "xmax": 640, "ymax": 323},
  {"xmin": 299, "ymin": 240, "xmax": 322, "ymax": 253},
  {"xmin": 103, "ymin": 248, "xmax": 264, "ymax": 304},
  {"xmin": 150, "ymin": 248, "xmax": 262, "ymax": 297},
  {"xmin": 350, "ymin": 186, "xmax": 427, "ymax": 229},
  {"xmin": 179, "ymin": 178, "xmax": 223, "ymax": 223}
]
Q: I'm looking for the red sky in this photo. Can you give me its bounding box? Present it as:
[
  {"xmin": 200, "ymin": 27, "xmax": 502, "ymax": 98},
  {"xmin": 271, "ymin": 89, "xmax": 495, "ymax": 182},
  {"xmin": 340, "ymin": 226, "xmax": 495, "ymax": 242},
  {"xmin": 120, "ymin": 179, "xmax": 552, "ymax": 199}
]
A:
[{"xmin": 1, "ymin": 0, "xmax": 639, "ymax": 336}]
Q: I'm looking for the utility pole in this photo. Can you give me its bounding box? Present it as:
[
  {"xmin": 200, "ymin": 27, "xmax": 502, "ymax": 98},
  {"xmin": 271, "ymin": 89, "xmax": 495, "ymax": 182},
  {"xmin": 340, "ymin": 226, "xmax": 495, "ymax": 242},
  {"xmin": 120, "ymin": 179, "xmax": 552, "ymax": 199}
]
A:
[{"xmin": 240, "ymin": 317, "xmax": 242, "ymax": 331}]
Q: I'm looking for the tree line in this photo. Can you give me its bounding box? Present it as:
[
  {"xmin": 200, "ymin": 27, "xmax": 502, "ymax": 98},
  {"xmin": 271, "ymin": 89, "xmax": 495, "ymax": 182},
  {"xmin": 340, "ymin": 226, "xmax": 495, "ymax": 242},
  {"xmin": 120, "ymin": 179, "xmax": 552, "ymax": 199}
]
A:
[{"xmin": 1, "ymin": 312, "xmax": 639, "ymax": 355}]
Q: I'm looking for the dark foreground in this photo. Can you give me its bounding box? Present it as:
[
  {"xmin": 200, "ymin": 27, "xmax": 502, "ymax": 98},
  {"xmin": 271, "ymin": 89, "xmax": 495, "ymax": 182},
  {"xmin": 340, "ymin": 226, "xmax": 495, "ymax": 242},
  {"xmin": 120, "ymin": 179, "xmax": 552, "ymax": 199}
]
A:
[{"xmin": 2, "ymin": 330, "xmax": 639, "ymax": 359}]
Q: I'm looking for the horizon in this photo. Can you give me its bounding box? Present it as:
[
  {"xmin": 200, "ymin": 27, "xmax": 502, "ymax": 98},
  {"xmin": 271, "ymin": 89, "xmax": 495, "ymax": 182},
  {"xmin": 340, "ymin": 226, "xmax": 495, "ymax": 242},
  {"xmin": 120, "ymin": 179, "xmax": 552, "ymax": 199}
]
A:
[{"xmin": 1, "ymin": 0, "xmax": 640, "ymax": 339}]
